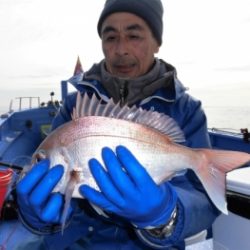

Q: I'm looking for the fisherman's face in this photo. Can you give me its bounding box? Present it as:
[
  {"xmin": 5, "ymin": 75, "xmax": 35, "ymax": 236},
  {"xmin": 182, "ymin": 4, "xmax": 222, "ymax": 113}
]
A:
[{"xmin": 101, "ymin": 12, "xmax": 160, "ymax": 78}]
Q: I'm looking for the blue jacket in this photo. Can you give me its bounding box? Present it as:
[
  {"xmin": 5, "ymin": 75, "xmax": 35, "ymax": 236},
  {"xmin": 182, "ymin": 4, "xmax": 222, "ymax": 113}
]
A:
[{"xmin": 26, "ymin": 61, "xmax": 219, "ymax": 250}]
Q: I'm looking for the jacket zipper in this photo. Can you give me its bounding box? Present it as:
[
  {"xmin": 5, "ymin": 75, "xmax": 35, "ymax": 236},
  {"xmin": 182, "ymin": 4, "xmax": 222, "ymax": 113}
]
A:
[{"xmin": 119, "ymin": 80, "xmax": 128, "ymax": 106}]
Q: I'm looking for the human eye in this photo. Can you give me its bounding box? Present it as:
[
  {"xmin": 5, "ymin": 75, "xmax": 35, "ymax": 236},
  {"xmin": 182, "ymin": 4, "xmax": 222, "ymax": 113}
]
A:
[
  {"xmin": 103, "ymin": 34, "xmax": 117, "ymax": 43},
  {"xmin": 129, "ymin": 32, "xmax": 143, "ymax": 41}
]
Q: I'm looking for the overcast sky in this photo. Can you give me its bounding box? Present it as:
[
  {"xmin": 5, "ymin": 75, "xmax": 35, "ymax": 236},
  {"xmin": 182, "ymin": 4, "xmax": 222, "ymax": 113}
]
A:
[{"xmin": 0, "ymin": 0, "xmax": 250, "ymax": 112}]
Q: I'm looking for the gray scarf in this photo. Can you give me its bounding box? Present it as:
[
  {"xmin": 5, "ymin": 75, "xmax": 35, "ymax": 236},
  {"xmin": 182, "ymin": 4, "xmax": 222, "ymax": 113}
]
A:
[{"xmin": 84, "ymin": 58, "xmax": 176, "ymax": 106}]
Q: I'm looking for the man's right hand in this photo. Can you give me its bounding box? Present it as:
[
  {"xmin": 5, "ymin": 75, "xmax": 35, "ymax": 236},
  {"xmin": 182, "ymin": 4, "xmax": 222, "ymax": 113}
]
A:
[{"xmin": 16, "ymin": 159, "xmax": 68, "ymax": 228}]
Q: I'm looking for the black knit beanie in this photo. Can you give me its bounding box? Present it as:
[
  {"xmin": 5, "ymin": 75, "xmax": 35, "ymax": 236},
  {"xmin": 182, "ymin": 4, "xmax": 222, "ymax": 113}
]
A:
[{"xmin": 97, "ymin": 0, "xmax": 164, "ymax": 45}]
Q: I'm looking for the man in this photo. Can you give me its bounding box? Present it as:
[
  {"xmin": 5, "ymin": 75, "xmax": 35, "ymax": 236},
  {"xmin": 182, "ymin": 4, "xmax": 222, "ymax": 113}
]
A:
[{"xmin": 16, "ymin": 0, "xmax": 219, "ymax": 249}]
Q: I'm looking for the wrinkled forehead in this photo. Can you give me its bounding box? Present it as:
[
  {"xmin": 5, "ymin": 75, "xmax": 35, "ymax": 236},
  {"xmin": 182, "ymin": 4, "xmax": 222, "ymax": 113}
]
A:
[{"xmin": 100, "ymin": 12, "xmax": 150, "ymax": 35}]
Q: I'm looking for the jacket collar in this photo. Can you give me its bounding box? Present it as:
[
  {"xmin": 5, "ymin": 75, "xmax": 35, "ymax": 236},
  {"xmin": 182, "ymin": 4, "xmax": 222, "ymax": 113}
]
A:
[{"xmin": 69, "ymin": 59, "xmax": 187, "ymax": 106}]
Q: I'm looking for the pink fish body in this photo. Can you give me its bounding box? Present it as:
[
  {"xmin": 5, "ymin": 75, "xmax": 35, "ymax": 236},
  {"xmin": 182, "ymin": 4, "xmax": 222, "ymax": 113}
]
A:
[{"xmin": 33, "ymin": 92, "xmax": 250, "ymax": 216}]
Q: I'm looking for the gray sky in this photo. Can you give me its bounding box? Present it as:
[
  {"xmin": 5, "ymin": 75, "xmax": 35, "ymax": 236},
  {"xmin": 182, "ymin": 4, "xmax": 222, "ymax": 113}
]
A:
[{"xmin": 0, "ymin": 0, "xmax": 250, "ymax": 113}]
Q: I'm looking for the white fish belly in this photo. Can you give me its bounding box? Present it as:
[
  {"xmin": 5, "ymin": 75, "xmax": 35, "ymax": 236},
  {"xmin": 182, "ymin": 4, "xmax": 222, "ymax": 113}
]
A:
[{"xmin": 50, "ymin": 136, "xmax": 190, "ymax": 198}]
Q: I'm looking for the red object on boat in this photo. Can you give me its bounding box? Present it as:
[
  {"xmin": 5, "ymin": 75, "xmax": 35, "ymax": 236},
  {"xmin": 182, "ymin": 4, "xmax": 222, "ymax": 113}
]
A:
[
  {"xmin": 73, "ymin": 56, "xmax": 84, "ymax": 76},
  {"xmin": 0, "ymin": 168, "xmax": 13, "ymax": 216}
]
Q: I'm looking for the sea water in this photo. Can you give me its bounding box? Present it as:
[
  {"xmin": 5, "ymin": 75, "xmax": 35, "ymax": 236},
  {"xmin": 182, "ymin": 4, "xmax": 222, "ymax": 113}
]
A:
[{"xmin": 0, "ymin": 84, "xmax": 249, "ymax": 131}]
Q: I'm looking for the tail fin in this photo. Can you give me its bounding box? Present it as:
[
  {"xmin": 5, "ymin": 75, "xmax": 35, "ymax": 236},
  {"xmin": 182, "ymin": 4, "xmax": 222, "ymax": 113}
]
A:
[{"xmin": 195, "ymin": 149, "xmax": 250, "ymax": 214}]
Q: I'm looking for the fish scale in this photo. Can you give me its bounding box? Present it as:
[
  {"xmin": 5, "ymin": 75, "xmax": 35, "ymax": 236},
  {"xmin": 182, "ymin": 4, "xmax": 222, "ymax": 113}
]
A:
[{"xmin": 32, "ymin": 92, "xmax": 250, "ymax": 221}]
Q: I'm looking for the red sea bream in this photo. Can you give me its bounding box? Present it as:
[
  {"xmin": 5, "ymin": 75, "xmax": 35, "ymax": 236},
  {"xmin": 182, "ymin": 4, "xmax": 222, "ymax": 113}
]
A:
[{"xmin": 32, "ymin": 92, "xmax": 250, "ymax": 219}]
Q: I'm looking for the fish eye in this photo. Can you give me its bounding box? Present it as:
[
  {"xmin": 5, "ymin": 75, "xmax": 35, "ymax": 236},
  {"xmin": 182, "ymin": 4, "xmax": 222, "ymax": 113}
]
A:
[{"xmin": 34, "ymin": 149, "xmax": 47, "ymax": 162}]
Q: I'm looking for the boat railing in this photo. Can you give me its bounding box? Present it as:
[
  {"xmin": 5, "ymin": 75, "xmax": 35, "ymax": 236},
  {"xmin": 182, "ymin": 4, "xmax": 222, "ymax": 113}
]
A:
[{"xmin": 12, "ymin": 96, "xmax": 41, "ymax": 111}]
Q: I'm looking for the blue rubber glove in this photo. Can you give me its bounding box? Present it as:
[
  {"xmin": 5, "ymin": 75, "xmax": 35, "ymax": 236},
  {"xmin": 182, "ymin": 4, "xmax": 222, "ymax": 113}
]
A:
[
  {"xmin": 16, "ymin": 159, "xmax": 73, "ymax": 231},
  {"xmin": 79, "ymin": 146, "xmax": 177, "ymax": 228}
]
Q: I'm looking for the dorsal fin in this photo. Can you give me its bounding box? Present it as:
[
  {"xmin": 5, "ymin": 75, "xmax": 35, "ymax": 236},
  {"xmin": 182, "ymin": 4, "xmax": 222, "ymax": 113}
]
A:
[{"xmin": 72, "ymin": 92, "xmax": 185, "ymax": 143}]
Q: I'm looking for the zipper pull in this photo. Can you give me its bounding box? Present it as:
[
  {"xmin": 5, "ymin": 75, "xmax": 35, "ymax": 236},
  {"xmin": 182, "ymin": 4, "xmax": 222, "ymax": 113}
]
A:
[{"xmin": 119, "ymin": 80, "xmax": 128, "ymax": 106}]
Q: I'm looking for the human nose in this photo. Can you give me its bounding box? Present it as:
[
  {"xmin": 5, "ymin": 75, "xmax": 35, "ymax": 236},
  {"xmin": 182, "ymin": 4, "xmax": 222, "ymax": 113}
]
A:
[{"xmin": 114, "ymin": 39, "xmax": 129, "ymax": 56}]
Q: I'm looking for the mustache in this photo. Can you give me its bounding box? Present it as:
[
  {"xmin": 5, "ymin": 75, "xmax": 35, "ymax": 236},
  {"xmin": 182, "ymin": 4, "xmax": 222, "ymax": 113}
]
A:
[{"xmin": 112, "ymin": 57, "xmax": 136, "ymax": 67}]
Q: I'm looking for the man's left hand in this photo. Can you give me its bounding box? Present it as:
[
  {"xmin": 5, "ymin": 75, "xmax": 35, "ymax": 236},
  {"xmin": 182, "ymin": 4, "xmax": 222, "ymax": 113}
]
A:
[{"xmin": 79, "ymin": 145, "xmax": 177, "ymax": 228}]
